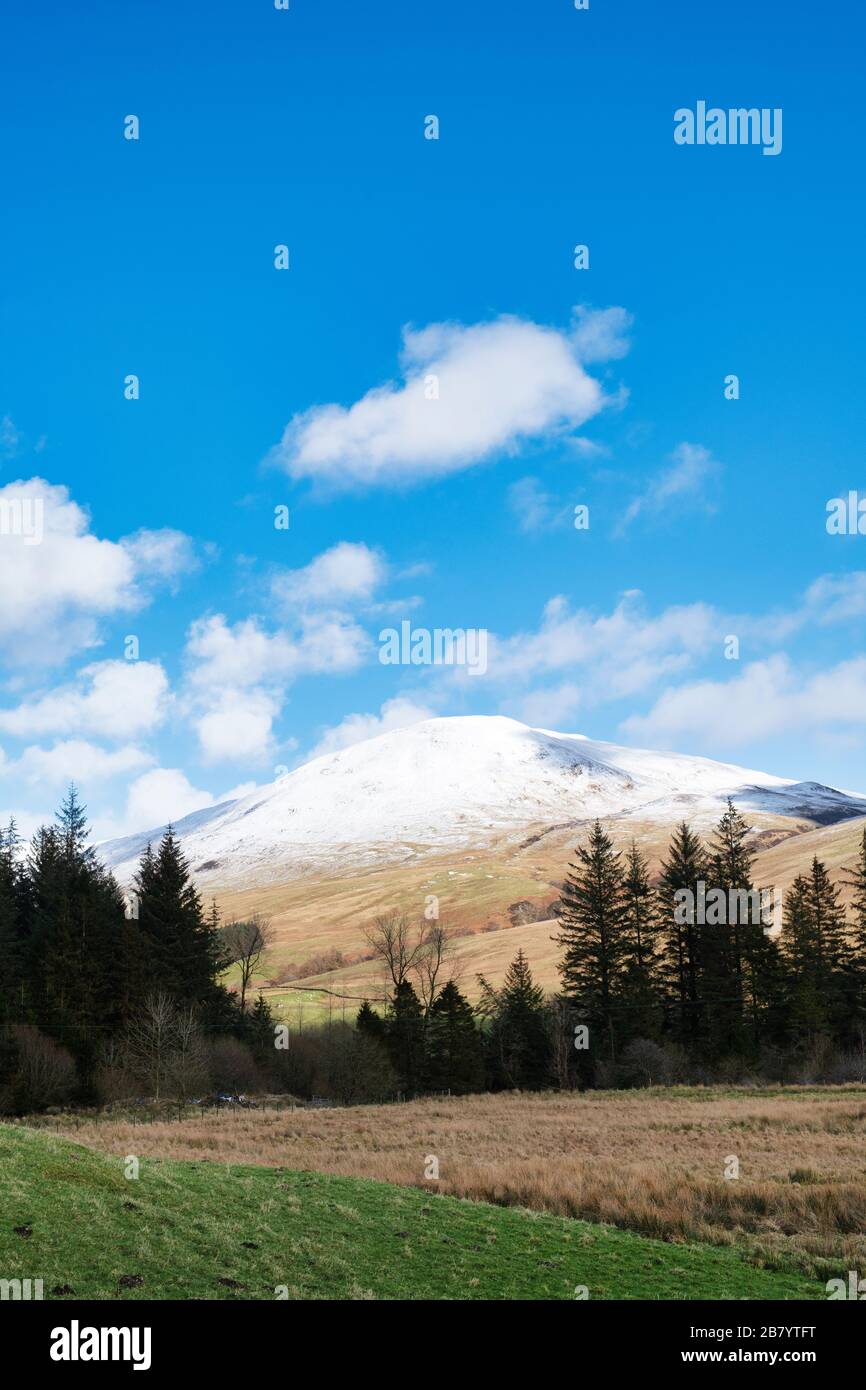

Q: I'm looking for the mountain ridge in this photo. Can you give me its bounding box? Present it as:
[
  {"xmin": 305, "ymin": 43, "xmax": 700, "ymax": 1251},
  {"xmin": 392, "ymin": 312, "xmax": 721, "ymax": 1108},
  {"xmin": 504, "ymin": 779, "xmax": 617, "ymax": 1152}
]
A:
[{"xmin": 99, "ymin": 716, "xmax": 866, "ymax": 890}]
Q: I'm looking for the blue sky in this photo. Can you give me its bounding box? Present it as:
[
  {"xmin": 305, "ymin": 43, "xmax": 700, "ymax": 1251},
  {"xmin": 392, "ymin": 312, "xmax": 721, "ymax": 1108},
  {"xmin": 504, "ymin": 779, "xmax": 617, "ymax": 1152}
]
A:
[{"xmin": 2, "ymin": 0, "xmax": 866, "ymax": 840}]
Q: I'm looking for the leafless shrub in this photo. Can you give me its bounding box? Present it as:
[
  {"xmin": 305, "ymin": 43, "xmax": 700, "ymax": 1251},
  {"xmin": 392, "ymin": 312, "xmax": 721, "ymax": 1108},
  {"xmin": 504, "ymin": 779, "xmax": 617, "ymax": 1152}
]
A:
[
  {"xmin": 209, "ymin": 1038, "xmax": 261, "ymax": 1094},
  {"xmin": 1, "ymin": 1025, "xmax": 76, "ymax": 1113}
]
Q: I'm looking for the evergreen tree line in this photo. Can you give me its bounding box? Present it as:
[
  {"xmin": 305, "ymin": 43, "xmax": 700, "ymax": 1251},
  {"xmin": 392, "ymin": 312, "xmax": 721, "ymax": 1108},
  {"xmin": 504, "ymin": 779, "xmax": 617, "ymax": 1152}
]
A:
[
  {"xmin": 352, "ymin": 950, "xmax": 551, "ymax": 1096},
  {"xmin": 0, "ymin": 789, "xmax": 275, "ymax": 1112},
  {"xmin": 556, "ymin": 802, "xmax": 866, "ymax": 1082},
  {"xmin": 349, "ymin": 800, "xmax": 866, "ymax": 1096},
  {"xmin": 6, "ymin": 787, "xmax": 866, "ymax": 1112}
]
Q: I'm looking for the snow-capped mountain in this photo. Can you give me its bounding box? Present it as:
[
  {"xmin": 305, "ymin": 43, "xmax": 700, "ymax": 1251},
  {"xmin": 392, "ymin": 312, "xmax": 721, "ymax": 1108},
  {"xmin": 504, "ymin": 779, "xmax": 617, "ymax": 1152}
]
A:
[{"xmin": 97, "ymin": 716, "xmax": 866, "ymax": 889}]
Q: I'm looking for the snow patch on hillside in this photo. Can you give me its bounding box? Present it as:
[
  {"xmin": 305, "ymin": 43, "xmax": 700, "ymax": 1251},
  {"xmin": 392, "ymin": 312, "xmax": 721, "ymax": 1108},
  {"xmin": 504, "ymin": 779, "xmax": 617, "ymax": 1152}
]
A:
[{"xmin": 97, "ymin": 716, "xmax": 866, "ymax": 888}]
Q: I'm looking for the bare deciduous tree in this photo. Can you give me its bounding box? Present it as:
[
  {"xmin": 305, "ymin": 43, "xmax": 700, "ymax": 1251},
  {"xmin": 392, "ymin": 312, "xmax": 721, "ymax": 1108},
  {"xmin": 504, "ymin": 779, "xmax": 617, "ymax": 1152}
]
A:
[
  {"xmin": 167, "ymin": 1005, "xmax": 209, "ymax": 1099},
  {"xmin": 123, "ymin": 994, "xmax": 209, "ymax": 1100},
  {"xmin": 364, "ymin": 912, "xmax": 423, "ymax": 990},
  {"xmin": 413, "ymin": 923, "xmax": 455, "ymax": 1018},
  {"xmin": 222, "ymin": 913, "xmax": 274, "ymax": 1012},
  {"xmin": 125, "ymin": 992, "xmax": 181, "ymax": 1100},
  {"xmin": 364, "ymin": 911, "xmax": 455, "ymax": 1016},
  {"xmin": 546, "ymin": 994, "xmax": 575, "ymax": 1091}
]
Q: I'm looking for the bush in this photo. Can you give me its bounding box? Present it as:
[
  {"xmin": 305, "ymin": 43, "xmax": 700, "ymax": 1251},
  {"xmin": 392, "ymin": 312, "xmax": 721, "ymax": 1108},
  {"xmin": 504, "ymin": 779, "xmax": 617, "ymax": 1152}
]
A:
[
  {"xmin": 0, "ymin": 1025, "xmax": 77, "ymax": 1114},
  {"xmin": 617, "ymin": 1039, "xmax": 673, "ymax": 1088},
  {"xmin": 209, "ymin": 1038, "xmax": 262, "ymax": 1093},
  {"xmin": 270, "ymin": 1023, "xmax": 396, "ymax": 1104}
]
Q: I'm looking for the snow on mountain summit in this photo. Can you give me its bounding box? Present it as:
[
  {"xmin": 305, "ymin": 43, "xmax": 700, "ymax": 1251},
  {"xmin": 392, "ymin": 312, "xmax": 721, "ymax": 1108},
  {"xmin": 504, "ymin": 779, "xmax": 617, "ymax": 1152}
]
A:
[{"xmin": 98, "ymin": 716, "xmax": 866, "ymax": 888}]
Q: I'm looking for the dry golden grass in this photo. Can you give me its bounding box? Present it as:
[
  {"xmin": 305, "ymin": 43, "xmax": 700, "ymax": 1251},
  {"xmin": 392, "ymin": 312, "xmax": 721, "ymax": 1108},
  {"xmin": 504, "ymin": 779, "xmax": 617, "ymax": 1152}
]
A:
[{"xmin": 46, "ymin": 1086, "xmax": 866, "ymax": 1277}]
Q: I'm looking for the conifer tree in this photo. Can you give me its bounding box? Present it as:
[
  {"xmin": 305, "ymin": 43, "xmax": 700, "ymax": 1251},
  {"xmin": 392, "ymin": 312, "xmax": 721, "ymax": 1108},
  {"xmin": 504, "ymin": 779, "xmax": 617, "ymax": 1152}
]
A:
[
  {"xmin": 356, "ymin": 1000, "xmax": 387, "ymax": 1042},
  {"xmin": 556, "ymin": 821, "xmax": 628, "ymax": 1058},
  {"xmin": 618, "ymin": 841, "xmax": 663, "ymax": 1041},
  {"xmin": 843, "ymin": 829, "xmax": 866, "ymax": 1032},
  {"xmin": 246, "ymin": 993, "xmax": 277, "ymax": 1064},
  {"xmin": 710, "ymin": 799, "xmax": 750, "ymax": 983},
  {"xmin": 26, "ymin": 788, "xmax": 129, "ymax": 1076},
  {"xmin": 781, "ymin": 857, "xmax": 851, "ymax": 1044},
  {"xmin": 386, "ymin": 980, "xmax": 425, "ymax": 1094},
  {"xmin": 656, "ymin": 821, "xmax": 710, "ymax": 1051},
  {"xmin": 780, "ymin": 874, "xmax": 823, "ymax": 1041},
  {"xmin": 0, "ymin": 820, "xmax": 26, "ymax": 1024},
  {"xmin": 483, "ymin": 948, "xmax": 551, "ymax": 1089},
  {"xmin": 704, "ymin": 800, "xmax": 787, "ymax": 1054},
  {"xmin": 133, "ymin": 828, "xmax": 227, "ymax": 1016},
  {"xmin": 426, "ymin": 980, "xmax": 483, "ymax": 1094}
]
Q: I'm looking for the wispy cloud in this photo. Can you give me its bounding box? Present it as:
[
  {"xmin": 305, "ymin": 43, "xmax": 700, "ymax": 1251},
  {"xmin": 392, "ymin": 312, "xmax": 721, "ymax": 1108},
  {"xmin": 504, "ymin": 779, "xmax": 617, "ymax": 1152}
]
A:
[
  {"xmin": 506, "ymin": 476, "xmax": 571, "ymax": 534},
  {"xmin": 622, "ymin": 654, "xmax": 866, "ymax": 750},
  {"xmin": 616, "ymin": 441, "xmax": 719, "ymax": 535},
  {"xmin": 1, "ymin": 415, "xmax": 20, "ymax": 458}
]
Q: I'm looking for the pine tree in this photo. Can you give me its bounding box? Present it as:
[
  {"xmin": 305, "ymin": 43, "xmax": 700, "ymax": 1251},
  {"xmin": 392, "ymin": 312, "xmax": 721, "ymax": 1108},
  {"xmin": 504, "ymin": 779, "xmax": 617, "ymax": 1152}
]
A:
[
  {"xmin": 426, "ymin": 980, "xmax": 483, "ymax": 1094},
  {"xmin": 780, "ymin": 875, "xmax": 817, "ymax": 1036},
  {"xmin": 0, "ymin": 820, "xmax": 26, "ymax": 1024},
  {"xmin": 26, "ymin": 788, "xmax": 129, "ymax": 1078},
  {"xmin": 656, "ymin": 822, "xmax": 710, "ymax": 1052},
  {"xmin": 709, "ymin": 799, "xmax": 749, "ymax": 1022},
  {"xmin": 708, "ymin": 798, "xmax": 786, "ymax": 1055},
  {"xmin": 781, "ymin": 859, "xmax": 851, "ymax": 1045},
  {"xmin": 246, "ymin": 993, "xmax": 276, "ymax": 1064},
  {"xmin": 618, "ymin": 841, "xmax": 663, "ymax": 1041},
  {"xmin": 843, "ymin": 829, "xmax": 866, "ymax": 1033},
  {"xmin": 556, "ymin": 821, "xmax": 628, "ymax": 1058},
  {"xmin": 133, "ymin": 829, "xmax": 227, "ymax": 1016},
  {"xmin": 386, "ymin": 980, "xmax": 425, "ymax": 1094},
  {"xmin": 485, "ymin": 949, "xmax": 551, "ymax": 1089},
  {"xmin": 356, "ymin": 1000, "xmax": 387, "ymax": 1042}
]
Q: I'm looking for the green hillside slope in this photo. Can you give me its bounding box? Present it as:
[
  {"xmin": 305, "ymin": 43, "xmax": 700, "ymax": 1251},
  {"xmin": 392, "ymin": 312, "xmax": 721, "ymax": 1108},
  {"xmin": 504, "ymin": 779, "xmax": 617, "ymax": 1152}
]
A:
[{"xmin": 0, "ymin": 1125, "xmax": 823, "ymax": 1301}]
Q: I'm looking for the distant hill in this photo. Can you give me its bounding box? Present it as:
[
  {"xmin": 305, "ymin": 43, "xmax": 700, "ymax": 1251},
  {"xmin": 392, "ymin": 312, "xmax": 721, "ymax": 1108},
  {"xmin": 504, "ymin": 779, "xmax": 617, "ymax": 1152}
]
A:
[{"xmin": 99, "ymin": 715, "xmax": 866, "ymax": 890}]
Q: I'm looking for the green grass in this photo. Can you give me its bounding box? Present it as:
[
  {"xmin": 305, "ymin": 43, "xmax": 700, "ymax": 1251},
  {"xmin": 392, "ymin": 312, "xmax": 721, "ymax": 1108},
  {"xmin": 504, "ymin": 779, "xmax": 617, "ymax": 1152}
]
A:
[{"xmin": 0, "ymin": 1124, "xmax": 825, "ymax": 1300}]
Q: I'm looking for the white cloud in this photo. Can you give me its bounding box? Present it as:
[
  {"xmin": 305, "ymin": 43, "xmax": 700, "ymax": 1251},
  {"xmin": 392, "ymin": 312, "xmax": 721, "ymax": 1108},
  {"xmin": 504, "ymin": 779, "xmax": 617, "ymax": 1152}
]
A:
[
  {"xmin": 513, "ymin": 682, "xmax": 582, "ymax": 730},
  {"xmin": 89, "ymin": 771, "xmax": 257, "ymax": 842},
  {"xmin": 0, "ymin": 807, "xmax": 51, "ymax": 842},
  {"xmin": 185, "ymin": 616, "xmax": 298, "ymax": 690},
  {"xmin": 0, "ymin": 660, "xmax": 169, "ymax": 740},
  {"xmin": 307, "ymin": 696, "xmax": 436, "ymax": 759},
  {"xmin": 6, "ymin": 740, "xmax": 153, "ymax": 788},
  {"xmin": 120, "ymin": 528, "xmax": 198, "ymax": 587},
  {"xmin": 194, "ymin": 689, "xmax": 282, "ymax": 764},
  {"xmin": 802, "ymin": 572, "xmax": 866, "ymax": 627},
  {"xmin": 269, "ymin": 309, "xmax": 630, "ymax": 490},
  {"xmin": 289, "ymin": 612, "xmax": 373, "ymax": 674},
  {"xmin": 0, "ymin": 478, "xmax": 196, "ymax": 665},
  {"xmin": 622, "ymin": 654, "xmax": 866, "ymax": 748},
  {"xmin": 123, "ymin": 768, "xmax": 222, "ymax": 832},
  {"xmin": 183, "ymin": 603, "xmax": 370, "ymax": 764},
  {"xmin": 272, "ymin": 541, "xmax": 386, "ymax": 608},
  {"xmin": 185, "ymin": 612, "xmax": 369, "ymax": 690},
  {"xmin": 569, "ymin": 305, "xmax": 632, "ymax": 363},
  {"xmin": 617, "ymin": 442, "xmax": 719, "ymax": 534},
  {"xmin": 486, "ymin": 591, "xmax": 720, "ymax": 697},
  {"xmin": 220, "ymin": 780, "xmax": 258, "ymax": 801}
]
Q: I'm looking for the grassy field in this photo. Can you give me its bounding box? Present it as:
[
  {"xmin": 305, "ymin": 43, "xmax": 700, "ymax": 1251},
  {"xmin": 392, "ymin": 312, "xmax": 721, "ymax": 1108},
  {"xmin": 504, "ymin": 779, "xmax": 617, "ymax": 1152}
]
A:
[
  {"xmin": 0, "ymin": 1124, "xmax": 825, "ymax": 1300},
  {"xmin": 39, "ymin": 1085, "xmax": 866, "ymax": 1284}
]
